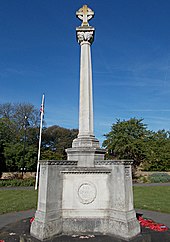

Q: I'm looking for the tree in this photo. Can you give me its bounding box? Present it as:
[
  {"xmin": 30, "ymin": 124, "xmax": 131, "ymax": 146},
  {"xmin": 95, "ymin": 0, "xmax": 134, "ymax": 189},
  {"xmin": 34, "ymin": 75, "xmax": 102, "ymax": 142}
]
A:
[
  {"xmin": 13, "ymin": 103, "xmax": 39, "ymax": 130},
  {"xmin": 0, "ymin": 103, "xmax": 14, "ymax": 119},
  {"xmin": 4, "ymin": 143, "xmax": 23, "ymax": 171},
  {"xmin": 0, "ymin": 102, "xmax": 39, "ymax": 130},
  {"xmin": 0, "ymin": 102, "xmax": 40, "ymax": 173},
  {"xmin": 143, "ymin": 130, "xmax": 170, "ymax": 171},
  {"xmin": 0, "ymin": 118, "xmax": 18, "ymax": 172},
  {"xmin": 103, "ymin": 118, "xmax": 148, "ymax": 167},
  {"xmin": 41, "ymin": 125, "xmax": 78, "ymax": 160}
]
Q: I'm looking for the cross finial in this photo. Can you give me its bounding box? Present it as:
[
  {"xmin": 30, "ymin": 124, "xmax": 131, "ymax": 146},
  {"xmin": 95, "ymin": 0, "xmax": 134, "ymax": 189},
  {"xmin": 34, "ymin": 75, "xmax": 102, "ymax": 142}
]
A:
[{"xmin": 76, "ymin": 5, "xmax": 94, "ymax": 26}]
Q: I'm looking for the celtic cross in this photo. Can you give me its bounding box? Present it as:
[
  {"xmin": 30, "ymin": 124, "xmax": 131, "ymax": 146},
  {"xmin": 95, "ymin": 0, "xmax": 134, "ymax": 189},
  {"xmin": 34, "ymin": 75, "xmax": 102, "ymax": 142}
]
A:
[{"xmin": 76, "ymin": 5, "xmax": 94, "ymax": 26}]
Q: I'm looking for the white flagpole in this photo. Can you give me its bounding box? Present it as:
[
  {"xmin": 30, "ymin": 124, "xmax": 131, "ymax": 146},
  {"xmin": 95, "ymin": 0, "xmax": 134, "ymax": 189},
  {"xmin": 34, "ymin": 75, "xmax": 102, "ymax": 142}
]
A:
[{"xmin": 35, "ymin": 94, "xmax": 45, "ymax": 190}]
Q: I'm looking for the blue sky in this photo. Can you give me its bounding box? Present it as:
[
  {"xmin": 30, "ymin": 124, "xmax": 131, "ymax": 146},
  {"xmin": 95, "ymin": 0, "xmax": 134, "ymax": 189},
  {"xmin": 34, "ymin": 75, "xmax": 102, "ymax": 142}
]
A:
[{"xmin": 1, "ymin": 0, "xmax": 170, "ymax": 143}]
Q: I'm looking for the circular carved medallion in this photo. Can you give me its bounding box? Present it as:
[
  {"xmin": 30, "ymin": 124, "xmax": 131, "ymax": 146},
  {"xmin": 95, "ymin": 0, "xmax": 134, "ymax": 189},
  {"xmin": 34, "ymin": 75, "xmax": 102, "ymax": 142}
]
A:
[{"xmin": 78, "ymin": 182, "xmax": 97, "ymax": 204}]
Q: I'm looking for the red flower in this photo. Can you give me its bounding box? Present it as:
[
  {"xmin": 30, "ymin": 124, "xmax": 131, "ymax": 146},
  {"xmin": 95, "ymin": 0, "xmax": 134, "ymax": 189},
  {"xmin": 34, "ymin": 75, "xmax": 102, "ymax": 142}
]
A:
[
  {"xmin": 30, "ymin": 217, "xmax": 35, "ymax": 223},
  {"xmin": 138, "ymin": 216, "xmax": 168, "ymax": 232}
]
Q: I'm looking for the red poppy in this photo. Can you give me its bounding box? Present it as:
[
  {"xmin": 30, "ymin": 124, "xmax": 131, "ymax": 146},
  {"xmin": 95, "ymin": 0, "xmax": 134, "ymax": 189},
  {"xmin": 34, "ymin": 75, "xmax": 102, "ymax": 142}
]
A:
[
  {"xmin": 30, "ymin": 217, "xmax": 35, "ymax": 223},
  {"xmin": 138, "ymin": 216, "xmax": 168, "ymax": 232}
]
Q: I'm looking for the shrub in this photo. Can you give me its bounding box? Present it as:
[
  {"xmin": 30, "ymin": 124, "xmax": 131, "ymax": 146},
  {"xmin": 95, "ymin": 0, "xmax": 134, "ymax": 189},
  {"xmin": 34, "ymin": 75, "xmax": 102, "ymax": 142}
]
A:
[
  {"xmin": 0, "ymin": 178, "xmax": 35, "ymax": 187},
  {"xmin": 148, "ymin": 173, "xmax": 170, "ymax": 183},
  {"xmin": 137, "ymin": 175, "xmax": 149, "ymax": 183}
]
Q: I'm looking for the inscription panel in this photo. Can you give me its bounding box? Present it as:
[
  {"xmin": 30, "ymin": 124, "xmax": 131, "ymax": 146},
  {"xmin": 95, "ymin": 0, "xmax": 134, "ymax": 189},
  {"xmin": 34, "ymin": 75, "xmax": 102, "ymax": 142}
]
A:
[{"xmin": 78, "ymin": 182, "xmax": 97, "ymax": 204}]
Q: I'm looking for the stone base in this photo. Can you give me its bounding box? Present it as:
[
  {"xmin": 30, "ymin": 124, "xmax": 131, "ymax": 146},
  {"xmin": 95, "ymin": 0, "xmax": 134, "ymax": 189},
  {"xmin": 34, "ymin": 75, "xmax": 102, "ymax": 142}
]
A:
[
  {"xmin": 62, "ymin": 215, "xmax": 140, "ymax": 240},
  {"xmin": 108, "ymin": 215, "xmax": 141, "ymax": 239},
  {"xmin": 31, "ymin": 216, "xmax": 140, "ymax": 241},
  {"xmin": 30, "ymin": 216, "xmax": 62, "ymax": 241},
  {"xmin": 66, "ymin": 135, "xmax": 106, "ymax": 167},
  {"xmin": 72, "ymin": 136, "xmax": 100, "ymax": 148},
  {"xmin": 66, "ymin": 147, "xmax": 105, "ymax": 166},
  {"xmin": 30, "ymin": 160, "xmax": 141, "ymax": 241}
]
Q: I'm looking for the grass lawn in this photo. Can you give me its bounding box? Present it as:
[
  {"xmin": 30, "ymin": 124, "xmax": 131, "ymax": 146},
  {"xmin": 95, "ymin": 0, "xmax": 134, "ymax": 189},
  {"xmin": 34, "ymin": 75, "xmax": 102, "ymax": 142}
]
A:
[
  {"xmin": 0, "ymin": 186, "xmax": 169, "ymax": 215},
  {"xmin": 0, "ymin": 190, "xmax": 37, "ymax": 214},
  {"xmin": 133, "ymin": 186, "xmax": 170, "ymax": 213}
]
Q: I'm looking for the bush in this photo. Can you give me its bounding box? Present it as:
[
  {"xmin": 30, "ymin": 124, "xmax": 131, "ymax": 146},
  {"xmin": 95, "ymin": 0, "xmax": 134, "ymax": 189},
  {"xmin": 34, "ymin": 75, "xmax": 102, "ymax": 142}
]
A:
[
  {"xmin": 0, "ymin": 178, "xmax": 35, "ymax": 187},
  {"xmin": 148, "ymin": 173, "xmax": 170, "ymax": 183},
  {"xmin": 136, "ymin": 175, "xmax": 149, "ymax": 183}
]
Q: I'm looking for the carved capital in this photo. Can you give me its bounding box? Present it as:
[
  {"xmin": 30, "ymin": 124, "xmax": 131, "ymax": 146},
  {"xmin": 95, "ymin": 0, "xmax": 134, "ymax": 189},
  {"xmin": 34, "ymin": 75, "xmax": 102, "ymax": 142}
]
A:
[{"xmin": 77, "ymin": 31, "xmax": 94, "ymax": 45}]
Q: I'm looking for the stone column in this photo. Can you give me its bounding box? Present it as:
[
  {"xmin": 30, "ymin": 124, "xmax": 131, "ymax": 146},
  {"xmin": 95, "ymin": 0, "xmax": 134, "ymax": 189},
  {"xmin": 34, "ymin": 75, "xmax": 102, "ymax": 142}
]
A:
[
  {"xmin": 71, "ymin": 26, "xmax": 100, "ymax": 149},
  {"xmin": 77, "ymin": 28, "xmax": 94, "ymax": 138},
  {"xmin": 66, "ymin": 6, "xmax": 105, "ymax": 166}
]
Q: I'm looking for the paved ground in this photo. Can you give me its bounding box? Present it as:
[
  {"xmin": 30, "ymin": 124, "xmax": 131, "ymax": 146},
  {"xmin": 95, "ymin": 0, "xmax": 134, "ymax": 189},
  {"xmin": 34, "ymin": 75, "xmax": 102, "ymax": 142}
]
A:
[
  {"xmin": 0, "ymin": 209, "xmax": 170, "ymax": 230},
  {"xmin": 0, "ymin": 184, "xmax": 169, "ymax": 241},
  {"xmin": 0, "ymin": 216, "xmax": 170, "ymax": 242},
  {"xmin": 0, "ymin": 209, "xmax": 35, "ymax": 229},
  {"xmin": 0, "ymin": 209, "xmax": 170, "ymax": 242},
  {"xmin": 136, "ymin": 209, "xmax": 170, "ymax": 227}
]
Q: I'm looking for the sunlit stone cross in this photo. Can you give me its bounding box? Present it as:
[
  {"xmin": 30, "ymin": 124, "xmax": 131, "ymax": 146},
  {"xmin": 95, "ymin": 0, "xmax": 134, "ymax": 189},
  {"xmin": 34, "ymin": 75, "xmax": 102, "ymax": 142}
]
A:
[
  {"xmin": 66, "ymin": 5, "xmax": 106, "ymax": 167},
  {"xmin": 76, "ymin": 5, "xmax": 94, "ymax": 26}
]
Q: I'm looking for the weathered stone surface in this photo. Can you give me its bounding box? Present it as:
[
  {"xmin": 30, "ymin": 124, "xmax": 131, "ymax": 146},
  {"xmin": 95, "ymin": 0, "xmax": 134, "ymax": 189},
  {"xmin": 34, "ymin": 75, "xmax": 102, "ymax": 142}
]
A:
[
  {"xmin": 62, "ymin": 218, "xmax": 108, "ymax": 234},
  {"xmin": 66, "ymin": 8, "xmax": 105, "ymax": 166},
  {"xmin": 62, "ymin": 216, "xmax": 140, "ymax": 239},
  {"xmin": 31, "ymin": 160, "xmax": 140, "ymax": 240},
  {"xmin": 30, "ymin": 163, "xmax": 63, "ymax": 240},
  {"xmin": 30, "ymin": 217, "xmax": 62, "ymax": 241},
  {"xmin": 62, "ymin": 170, "xmax": 110, "ymax": 219},
  {"xmin": 66, "ymin": 147, "xmax": 105, "ymax": 167},
  {"xmin": 30, "ymin": 5, "xmax": 140, "ymax": 241},
  {"xmin": 107, "ymin": 217, "xmax": 141, "ymax": 239}
]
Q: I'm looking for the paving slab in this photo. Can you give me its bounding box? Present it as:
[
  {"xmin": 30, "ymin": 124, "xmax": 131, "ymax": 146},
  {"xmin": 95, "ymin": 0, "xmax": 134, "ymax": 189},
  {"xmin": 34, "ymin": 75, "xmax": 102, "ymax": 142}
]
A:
[
  {"xmin": 0, "ymin": 209, "xmax": 35, "ymax": 229},
  {"xmin": 136, "ymin": 209, "xmax": 170, "ymax": 228},
  {"xmin": 0, "ymin": 217, "xmax": 170, "ymax": 242},
  {"xmin": 1, "ymin": 209, "xmax": 170, "ymax": 230}
]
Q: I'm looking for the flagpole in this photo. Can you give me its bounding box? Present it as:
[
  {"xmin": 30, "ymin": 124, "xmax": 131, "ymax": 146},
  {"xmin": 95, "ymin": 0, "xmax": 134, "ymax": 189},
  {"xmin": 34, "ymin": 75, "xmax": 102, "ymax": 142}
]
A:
[{"xmin": 35, "ymin": 94, "xmax": 45, "ymax": 190}]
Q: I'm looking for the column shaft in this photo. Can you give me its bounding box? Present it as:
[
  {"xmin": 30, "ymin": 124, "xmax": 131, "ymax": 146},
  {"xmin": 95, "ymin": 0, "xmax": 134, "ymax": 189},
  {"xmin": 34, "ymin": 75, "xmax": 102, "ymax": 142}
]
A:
[{"xmin": 79, "ymin": 42, "xmax": 94, "ymax": 137}]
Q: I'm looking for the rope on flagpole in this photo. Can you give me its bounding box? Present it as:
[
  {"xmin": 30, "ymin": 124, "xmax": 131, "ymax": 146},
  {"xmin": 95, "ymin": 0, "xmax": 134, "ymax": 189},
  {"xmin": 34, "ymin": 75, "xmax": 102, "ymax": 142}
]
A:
[{"xmin": 35, "ymin": 94, "xmax": 45, "ymax": 190}]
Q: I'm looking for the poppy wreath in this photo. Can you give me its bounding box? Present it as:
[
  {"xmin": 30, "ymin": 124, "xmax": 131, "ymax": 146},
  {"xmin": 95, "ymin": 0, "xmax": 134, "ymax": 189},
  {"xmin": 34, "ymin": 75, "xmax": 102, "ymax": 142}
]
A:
[{"xmin": 138, "ymin": 216, "xmax": 168, "ymax": 232}]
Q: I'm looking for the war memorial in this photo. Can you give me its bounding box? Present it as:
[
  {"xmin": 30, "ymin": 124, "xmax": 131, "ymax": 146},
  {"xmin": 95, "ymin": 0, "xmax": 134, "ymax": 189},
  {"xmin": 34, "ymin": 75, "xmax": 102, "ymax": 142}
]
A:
[{"xmin": 30, "ymin": 5, "xmax": 141, "ymax": 241}]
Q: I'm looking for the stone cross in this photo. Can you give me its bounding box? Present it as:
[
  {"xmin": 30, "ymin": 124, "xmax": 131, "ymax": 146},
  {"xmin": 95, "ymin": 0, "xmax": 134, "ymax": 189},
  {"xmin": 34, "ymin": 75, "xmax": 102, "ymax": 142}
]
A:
[{"xmin": 76, "ymin": 5, "xmax": 94, "ymax": 26}]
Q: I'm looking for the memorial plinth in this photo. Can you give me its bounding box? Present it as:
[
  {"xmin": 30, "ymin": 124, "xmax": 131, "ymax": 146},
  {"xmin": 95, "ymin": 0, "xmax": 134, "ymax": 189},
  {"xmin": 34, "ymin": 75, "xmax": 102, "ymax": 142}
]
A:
[{"xmin": 30, "ymin": 5, "xmax": 140, "ymax": 241}]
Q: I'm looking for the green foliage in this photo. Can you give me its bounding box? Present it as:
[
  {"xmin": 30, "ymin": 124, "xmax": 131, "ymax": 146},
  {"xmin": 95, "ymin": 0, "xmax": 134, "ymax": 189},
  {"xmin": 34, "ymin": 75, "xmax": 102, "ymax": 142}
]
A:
[
  {"xmin": 0, "ymin": 103, "xmax": 40, "ymax": 172},
  {"xmin": 143, "ymin": 130, "xmax": 170, "ymax": 171},
  {"xmin": 41, "ymin": 149, "xmax": 63, "ymax": 160},
  {"xmin": 24, "ymin": 145, "xmax": 38, "ymax": 171},
  {"xmin": 0, "ymin": 178, "xmax": 35, "ymax": 187},
  {"xmin": 4, "ymin": 143, "xmax": 23, "ymax": 171},
  {"xmin": 103, "ymin": 118, "xmax": 170, "ymax": 171},
  {"xmin": 148, "ymin": 173, "xmax": 170, "ymax": 183},
  {"xmin": 0, "ymin": 102, "xmax": 78, "ymax": 172},
  {"xmin": 103, "ymin": 118, "xmax": 148, "ymax": 167},
  {"xmin": 137, "ymin": 175, "xmax": 149, "ymax": 183},
  {"xmin": 41, "ymin": 125, "xmax": 78, "ymax": 160}
]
